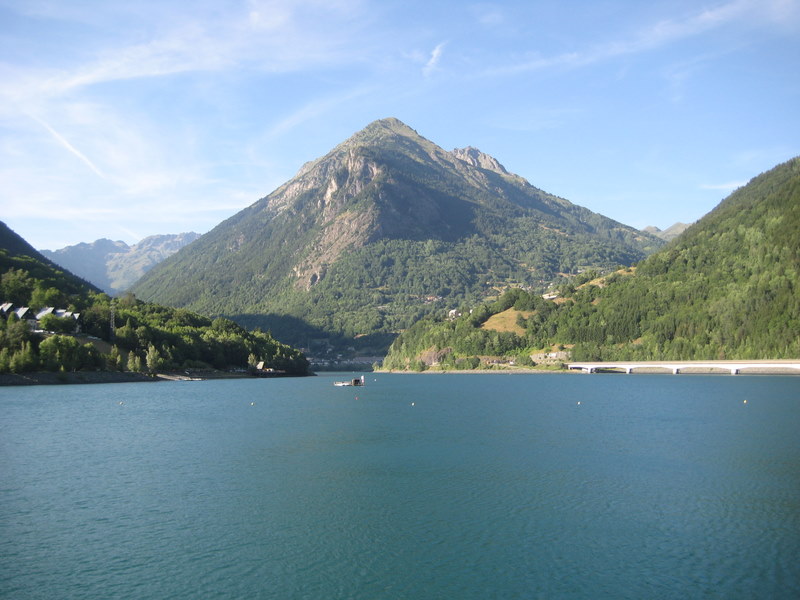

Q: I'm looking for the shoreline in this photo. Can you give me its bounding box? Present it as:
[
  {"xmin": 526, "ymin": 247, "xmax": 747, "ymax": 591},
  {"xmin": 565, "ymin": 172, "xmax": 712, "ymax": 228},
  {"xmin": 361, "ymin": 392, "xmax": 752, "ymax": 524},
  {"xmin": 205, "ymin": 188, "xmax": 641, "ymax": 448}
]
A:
[
  {"xmin": 0, "ymin": 369, "xmax": 308, "ymax": 386},
  {"xmin": 5, "ymin": 361, "xmax": 798, "ymax": 385},
  {"xmin": 0, "ymin": 371, "xmax": 162, "ymax": 386}
]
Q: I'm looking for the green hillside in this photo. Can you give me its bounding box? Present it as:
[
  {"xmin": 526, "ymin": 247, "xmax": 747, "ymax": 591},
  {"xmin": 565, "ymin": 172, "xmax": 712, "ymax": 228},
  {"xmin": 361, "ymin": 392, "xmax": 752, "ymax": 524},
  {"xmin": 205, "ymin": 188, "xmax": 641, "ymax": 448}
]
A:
[
  {"xmin": 0, "ymin": 221, "xmax": 100, "ymax": 302},
  {"xmin": 0, "ymin": 222, "xmax": 308, "ymax": 376},
  {"xmin": 383, "ymin": 157, "xmax": 800, "ymax": 369},
  {"xmin": 133, "ymin": 118, "xmax": 661, "ymax": 353}
]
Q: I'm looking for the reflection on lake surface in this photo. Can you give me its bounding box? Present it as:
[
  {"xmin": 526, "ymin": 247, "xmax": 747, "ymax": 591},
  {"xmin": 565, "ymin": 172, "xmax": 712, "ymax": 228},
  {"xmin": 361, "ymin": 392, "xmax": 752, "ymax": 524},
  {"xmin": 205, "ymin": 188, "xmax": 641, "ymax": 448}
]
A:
[{"xmin": 1, "ymin": 373, "xmax": 799, "ymax": 599}]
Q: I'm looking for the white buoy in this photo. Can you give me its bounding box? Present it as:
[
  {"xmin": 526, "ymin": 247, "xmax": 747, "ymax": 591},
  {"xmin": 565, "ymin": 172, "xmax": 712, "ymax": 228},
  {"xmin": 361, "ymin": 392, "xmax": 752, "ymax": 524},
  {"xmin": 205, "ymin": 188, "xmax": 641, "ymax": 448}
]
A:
[
  {"xmin": 743, "ymin": 399, "xmax": 747, "ymax": 404},
  {"xmin": 577, "ymin": 401, "xmax": 581, "ymax": 405},
  {"xmin": 250, "ymin": 402, "xmax": 255, "ymax": 406},
  {"xmin": 411, "ymin": 402, "xmax": 415, "ymax": 406}
]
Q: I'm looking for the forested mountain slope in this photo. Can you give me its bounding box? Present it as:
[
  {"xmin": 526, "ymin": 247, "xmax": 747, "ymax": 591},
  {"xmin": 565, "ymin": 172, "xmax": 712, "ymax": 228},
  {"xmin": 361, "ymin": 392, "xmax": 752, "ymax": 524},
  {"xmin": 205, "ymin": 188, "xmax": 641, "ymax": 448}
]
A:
[
  {"xmin": 1, "ymin": 221, "xmax": 100, "ymax": 302},
  {"xmin": 383, "ymin": 156, "xmax": 800, "ymax": 368},
  {"xmin": 133, "ymin": 118, "xmax": 661, "ymax": 352},
  {"xmin": 0, "ymin": 222, "xmax": 308, "ymax": 376}
]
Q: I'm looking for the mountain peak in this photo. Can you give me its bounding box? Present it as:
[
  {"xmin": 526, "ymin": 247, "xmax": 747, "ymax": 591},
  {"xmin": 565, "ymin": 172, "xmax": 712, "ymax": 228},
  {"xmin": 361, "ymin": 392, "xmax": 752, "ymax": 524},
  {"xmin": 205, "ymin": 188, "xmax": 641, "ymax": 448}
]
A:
[
  {"xmin": 294, "ymin": 118, "xmax": 421, "ymax": 180},
  {"xmin": 343, "ymin": 117, "xmax": 426, "ymax": 148},
  {"xmin": 364, "ymin": 117, "xmax": 415, "ymax": 134},
  {"xmin": 451, "ymin": 146, "xmax": 509, "ymax": 175},
  {"xmin": 133, "ymin": 118, "xmax": 661, "ymax": 355},
  {"xmin": 644, "ymin": 222, "xmax": 691, "ymax": 242}
]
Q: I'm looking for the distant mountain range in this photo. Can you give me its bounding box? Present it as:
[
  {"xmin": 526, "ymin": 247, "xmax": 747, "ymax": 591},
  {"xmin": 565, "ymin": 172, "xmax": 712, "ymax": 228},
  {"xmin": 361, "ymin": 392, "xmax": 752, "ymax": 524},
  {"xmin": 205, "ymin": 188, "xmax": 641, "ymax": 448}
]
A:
[
  {"xmin": 131, "ymin": 118, "xmax": 663, "ymax": 353},
  {"xmin": 41, "ymin": 233, "xmax": 200, "ymax": 295},
  {"xmin": 644, "ymin": 223, "xmax": 691, "ymax": 242}
]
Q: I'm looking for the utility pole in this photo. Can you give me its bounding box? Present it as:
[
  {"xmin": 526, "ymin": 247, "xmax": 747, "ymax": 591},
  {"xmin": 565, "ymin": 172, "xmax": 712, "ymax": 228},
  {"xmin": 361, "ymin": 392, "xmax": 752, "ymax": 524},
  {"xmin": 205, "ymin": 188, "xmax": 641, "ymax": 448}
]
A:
[{"xmin": 110, "ymin": 300, "xmax": 116, "ymax": 341}]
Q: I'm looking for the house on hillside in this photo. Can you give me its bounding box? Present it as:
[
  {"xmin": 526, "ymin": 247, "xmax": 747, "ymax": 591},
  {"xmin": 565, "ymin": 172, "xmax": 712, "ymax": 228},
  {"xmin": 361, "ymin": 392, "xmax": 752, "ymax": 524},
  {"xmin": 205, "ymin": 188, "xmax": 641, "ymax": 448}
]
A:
[
  {"xmin": 55, "ymin": 309, "xmax": 80, "ymax": 321},
  {"xmin": 1, "ymin": 304, "xmax": 40, "ymax": 331},
  {"xmin": 1, "ymin": 302, "xmax": 82, "ymax": 333},
  {"xmin": 1, "ymin": 303, "xmax": 32, "ymax": 322},
  {"xmin": 36, "ymin": 307, "xmax": 81, "ymax": 333},
  {"xmin": 35, "ymin": 307, "xmax": 54, "ymax": 321}
]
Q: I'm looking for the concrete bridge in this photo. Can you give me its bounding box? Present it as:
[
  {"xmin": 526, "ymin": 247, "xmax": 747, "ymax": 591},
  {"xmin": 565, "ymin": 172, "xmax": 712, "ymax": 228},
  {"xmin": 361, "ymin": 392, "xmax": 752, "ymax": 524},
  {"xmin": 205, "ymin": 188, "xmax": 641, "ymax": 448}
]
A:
[{"xmin": 566, "ymin": 360, "xmax": 800, "ymax": 375}]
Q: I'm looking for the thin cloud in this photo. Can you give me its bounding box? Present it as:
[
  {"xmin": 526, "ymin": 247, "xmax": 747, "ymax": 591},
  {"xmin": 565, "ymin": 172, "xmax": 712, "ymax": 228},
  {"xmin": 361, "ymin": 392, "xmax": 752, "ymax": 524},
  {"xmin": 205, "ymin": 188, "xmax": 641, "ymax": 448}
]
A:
[
  {"xmin": 485, "ymin": 0, "xmax": 760, "ymax": 77},
  {"xmin": 4, "ymin": 1, "xmax": 368, "ymax": 104},
  {"xmin": 262, "ymin": 86, "xmax": 376, "ymax": 140},
  {"xmin": 423, "ymin": 42, "xmax": 446, "ymax": 77},
  {"xmin": 470, "ymin": 5, "xmax": 505, "ymax": 27}
]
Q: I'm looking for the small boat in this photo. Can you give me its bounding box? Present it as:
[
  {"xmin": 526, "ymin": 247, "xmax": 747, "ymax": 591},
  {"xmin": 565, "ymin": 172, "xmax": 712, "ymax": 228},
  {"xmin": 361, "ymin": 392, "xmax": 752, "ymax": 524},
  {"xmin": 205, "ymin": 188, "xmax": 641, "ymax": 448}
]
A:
[{"xmin": 334, "ymin": 375, "xmax": 365, "ymax": 387}]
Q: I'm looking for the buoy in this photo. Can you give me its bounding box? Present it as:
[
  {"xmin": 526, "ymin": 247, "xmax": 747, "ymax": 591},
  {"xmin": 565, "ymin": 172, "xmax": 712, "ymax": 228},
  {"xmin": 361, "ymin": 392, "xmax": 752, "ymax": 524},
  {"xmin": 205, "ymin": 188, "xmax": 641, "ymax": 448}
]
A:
[
  {"xmin": 250, "ymin": 402, "xmax": 255, "ymax": 406},
  {"xmin": 743, "ymin": 399, "xmax": 747, "ymax": 404},
  {"xmin": 118, "ymin": 401, "xmax": 124, "ymax": 405},
  {"xmin": 411, "ymin": 402, "xmax": 415, "ymax": 406},
  {"xmin": 577, "ymin": 401, "xmax": 581, "ymax": 405}
]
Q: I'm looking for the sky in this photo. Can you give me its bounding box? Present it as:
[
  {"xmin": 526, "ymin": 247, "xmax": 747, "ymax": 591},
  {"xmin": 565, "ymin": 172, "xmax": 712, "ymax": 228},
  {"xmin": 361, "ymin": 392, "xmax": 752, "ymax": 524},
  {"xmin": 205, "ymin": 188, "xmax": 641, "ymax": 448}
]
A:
[{"xmin": 1, "ymin": 0, "xmax": 798, "ymax": 251}]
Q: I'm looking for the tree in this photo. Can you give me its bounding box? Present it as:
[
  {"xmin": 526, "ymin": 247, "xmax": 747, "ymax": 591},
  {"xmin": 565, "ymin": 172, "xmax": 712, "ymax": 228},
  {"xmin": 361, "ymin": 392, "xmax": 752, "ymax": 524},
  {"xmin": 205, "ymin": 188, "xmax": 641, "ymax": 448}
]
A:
[
  {"xmin": 117, "ymin": 292, "xmax": 138, "ymax": 308},
  {"xmin": 107, "ymin": 345, "xmax": 124, "ymax": 371},
  {"xmin": 0, "ymin": 348, "xmax": 10, "ymax": 373},
  {"xmin": 212, "ymin": 317, "xmax": 245, "ymax": 335},
  {"xmin": 113, "ymin": 319, "xmax": 138, "ymax": 350},
  {"xmin": 517, "ymin": 354, "xmax": 534, "ymax": 366},
  {"xmin": 9, "ymin": 341, "xmax": 37, "ymax": 373},
  {"xmin": 39, "ymin": 335, "xmax": 83, "ymax": 371},
  {"xmin": 39, "ymin": 313, "xmax": 76, "ymax": 334},
  {"xmin": 30, "ymin": 285, "xmax": 65, "ymax": 309},
  {"xmin": 145, "ymin": 343, "xmax": 166, "ymax": 373},
  {"xmin": 1, "ymin": 269, "xmax": 34, "ymax": 305},
  {"xmin": 127, "ymin": 352, "xmax": 143, "ymax": 373},
  {"xmin": 3, "ymin": 314, "xmax": 32, "ymax": 350}
]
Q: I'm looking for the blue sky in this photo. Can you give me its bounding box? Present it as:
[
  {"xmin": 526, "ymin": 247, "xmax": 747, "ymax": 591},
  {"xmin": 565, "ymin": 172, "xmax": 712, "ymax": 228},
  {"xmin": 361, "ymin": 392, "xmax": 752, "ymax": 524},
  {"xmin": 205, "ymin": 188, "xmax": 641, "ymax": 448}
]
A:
[{"xmin": 1, "ymin": 0, "xmax": 798, "ymax": 250}]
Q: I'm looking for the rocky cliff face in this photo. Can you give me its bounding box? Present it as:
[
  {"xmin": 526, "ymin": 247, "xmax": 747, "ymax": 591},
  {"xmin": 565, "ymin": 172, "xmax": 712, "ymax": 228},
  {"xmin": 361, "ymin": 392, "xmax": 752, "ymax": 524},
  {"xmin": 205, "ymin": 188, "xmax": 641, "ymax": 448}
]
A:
[{"xmin": 451, "ymin": 146, "xmax": 509, "ymax": 175}]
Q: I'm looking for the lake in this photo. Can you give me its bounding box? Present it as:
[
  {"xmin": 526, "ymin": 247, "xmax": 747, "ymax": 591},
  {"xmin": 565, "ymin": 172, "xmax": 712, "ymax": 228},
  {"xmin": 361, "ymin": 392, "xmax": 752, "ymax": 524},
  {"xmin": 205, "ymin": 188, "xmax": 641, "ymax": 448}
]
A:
[{"xmin": 1, "ymin": 373, "xmax": 798, "ymax": 599}]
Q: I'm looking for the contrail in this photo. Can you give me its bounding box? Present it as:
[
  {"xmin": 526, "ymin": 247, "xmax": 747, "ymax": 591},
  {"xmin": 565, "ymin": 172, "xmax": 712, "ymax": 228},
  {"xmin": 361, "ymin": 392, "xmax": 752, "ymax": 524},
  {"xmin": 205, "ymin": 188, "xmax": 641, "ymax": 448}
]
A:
[{"xmin": 27, "ymin": 113, "xmax": 106, "ymax": 179}]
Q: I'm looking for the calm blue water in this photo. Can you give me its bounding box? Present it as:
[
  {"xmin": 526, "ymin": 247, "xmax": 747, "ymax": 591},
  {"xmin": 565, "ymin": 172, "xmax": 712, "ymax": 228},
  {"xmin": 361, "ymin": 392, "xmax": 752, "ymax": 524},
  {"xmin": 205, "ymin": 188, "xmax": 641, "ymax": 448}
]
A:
[{"xmin": 1, "ymin": 373, "xmax": 798, "ymax": 599}]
